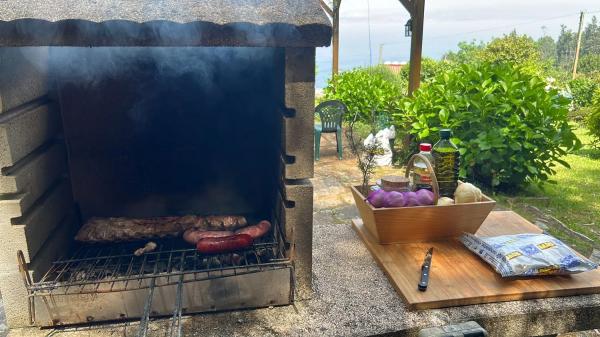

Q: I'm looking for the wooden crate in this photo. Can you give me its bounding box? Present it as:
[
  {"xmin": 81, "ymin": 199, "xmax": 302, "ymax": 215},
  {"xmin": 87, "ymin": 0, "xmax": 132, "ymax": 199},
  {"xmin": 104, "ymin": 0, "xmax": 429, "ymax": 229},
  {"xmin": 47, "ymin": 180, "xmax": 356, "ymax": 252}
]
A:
[{"xmin": 351, "ymin": 185, "xmax": 496, "ymax": 244}]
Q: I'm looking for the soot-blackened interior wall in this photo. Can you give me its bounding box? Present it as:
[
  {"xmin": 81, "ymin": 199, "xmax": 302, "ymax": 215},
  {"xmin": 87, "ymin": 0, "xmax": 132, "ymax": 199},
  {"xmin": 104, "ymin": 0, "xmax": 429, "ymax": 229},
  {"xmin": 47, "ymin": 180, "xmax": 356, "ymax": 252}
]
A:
[{"xmin": 52, "ymin": 47, "xmax": 284, "ymax": 221}]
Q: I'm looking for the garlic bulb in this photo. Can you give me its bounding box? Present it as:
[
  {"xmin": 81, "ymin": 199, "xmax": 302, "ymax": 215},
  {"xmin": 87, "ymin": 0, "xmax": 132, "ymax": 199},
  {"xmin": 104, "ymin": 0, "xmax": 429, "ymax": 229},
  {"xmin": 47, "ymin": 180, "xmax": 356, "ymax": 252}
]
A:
[
  {"xmin": 437, "ymin": 197, "xmax": 454, "ymax": 206},
  {"xmin": 454, "ymin": 183, "xmax": 483, "ymax": 204}
]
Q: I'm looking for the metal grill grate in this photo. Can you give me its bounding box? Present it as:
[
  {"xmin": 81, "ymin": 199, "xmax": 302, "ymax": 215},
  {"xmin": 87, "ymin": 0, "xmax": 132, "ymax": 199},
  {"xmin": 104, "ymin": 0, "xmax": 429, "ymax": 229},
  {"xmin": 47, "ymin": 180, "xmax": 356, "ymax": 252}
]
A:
[
  {"xmin": 32, "ymin": 241, "xmax": 287, "ymax": 295},
  {"xmin": 20, "ymin": 219, "xmax": 290, "ymax": 337}
]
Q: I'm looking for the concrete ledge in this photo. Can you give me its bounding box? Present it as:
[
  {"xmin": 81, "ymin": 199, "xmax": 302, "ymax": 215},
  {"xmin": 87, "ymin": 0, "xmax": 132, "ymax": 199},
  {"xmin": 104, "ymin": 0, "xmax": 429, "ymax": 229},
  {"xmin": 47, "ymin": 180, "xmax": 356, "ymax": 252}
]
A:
[
  {"xmin": 283, "ymin": 48, "xmax": 315, "ymax": 180},
  {"xmin": 5, "ymin": 222, "xmax": 600, "ymax": 335},
  {"xmin": 0, "ymin": 103, "xmax": 60, "ymax": 169}
]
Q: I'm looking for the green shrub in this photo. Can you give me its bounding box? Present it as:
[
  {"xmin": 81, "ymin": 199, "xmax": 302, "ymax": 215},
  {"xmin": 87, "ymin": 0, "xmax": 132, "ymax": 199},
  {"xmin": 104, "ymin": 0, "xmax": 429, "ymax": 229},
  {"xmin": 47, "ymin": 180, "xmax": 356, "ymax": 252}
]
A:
[
  {"xmin": 399, "ymin": 57, "xmax": 455, "ymax": 83},
  {"xmin": 569, "ymin": 76, "xmax": 599, "ymax": 108},
  {"xmin": 479, "ymin": 32, "xmax": 548, "ymax": 76},
  {"xmin": 588, "ymin": 88, "xmax": 600, "ymax": 146},
  {"xmin": 396, "ymin": 62, "xmax": 581, "ymax": 189},
  {"xmin": 323, "ymin": 66, "xmax": 404, "ymax": 123},
  {"xmin": 579, "ymin": 54, "xmax": 600, "ymax": 74}
]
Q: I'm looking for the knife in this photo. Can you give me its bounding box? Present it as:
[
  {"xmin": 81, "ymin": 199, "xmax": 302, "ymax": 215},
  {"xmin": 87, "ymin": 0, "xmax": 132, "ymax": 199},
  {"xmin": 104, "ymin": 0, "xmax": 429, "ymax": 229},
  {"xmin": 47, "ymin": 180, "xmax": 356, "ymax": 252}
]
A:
[{"xmin": 418, "ymin": 247, "xmax": 433, "ymax": 292}]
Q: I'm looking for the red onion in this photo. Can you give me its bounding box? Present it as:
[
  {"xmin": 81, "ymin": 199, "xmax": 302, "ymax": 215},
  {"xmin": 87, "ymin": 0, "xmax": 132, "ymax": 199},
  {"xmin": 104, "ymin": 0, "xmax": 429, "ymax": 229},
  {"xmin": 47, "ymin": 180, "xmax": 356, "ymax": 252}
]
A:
[
  {"xmin": 415, "ymin": 189, "xmax": 435, "ymax": 206},
  {"xmin": 366, "ymin": 189, "xmax": 386, "ymax": 208},
  {"xmin": 384, "ymin": 191, "xmax": 405, "ymax": 207},
  {"xmin": 404, "ymin": 191, "xmax": 419, "ymax": 206}
]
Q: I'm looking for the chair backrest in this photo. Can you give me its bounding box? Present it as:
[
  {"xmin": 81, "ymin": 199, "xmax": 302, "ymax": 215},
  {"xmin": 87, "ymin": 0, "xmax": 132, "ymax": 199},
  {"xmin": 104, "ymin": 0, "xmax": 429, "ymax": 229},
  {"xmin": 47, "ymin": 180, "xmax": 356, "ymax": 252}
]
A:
[{"xmin": 316, "ymin": 100, "xmax": 347, "ymax": 132}]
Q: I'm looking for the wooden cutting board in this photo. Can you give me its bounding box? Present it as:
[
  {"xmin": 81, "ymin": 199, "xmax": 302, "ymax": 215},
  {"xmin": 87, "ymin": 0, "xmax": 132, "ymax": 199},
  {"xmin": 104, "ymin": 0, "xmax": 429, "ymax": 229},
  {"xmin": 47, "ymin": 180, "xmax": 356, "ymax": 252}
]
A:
[{"xmin": 353, "ymin": 211, "xmax": 600, "ymax": 310}]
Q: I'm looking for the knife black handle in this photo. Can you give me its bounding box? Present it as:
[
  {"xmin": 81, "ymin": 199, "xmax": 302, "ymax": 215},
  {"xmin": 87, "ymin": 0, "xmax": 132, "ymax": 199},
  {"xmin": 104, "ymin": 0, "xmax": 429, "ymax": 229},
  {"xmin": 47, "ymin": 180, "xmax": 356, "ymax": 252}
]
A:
[{"xmin": 418, "ymin": 264, "xmax": 430, "ymax": 291}]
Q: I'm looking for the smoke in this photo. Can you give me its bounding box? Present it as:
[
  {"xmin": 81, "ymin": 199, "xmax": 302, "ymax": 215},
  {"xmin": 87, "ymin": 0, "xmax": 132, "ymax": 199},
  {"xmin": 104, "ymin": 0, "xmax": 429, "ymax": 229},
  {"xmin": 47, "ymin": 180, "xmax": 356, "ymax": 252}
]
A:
[{"xmin": 47, "ymin": 46, "xmax": 280, "ymax": 129}]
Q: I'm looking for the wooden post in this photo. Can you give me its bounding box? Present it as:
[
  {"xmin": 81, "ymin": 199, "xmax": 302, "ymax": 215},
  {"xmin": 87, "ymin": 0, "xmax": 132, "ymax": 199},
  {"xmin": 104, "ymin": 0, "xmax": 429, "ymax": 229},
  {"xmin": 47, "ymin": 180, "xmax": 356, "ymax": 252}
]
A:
[
  {"xmin": 332, "ymin": 1, "xmax": 340, "ymax": 78},
  {"xmin": 572, "ymin": 11, "xmax": 585, "ymax": 79},
  {"xmin": 408, "ymin": 0, "xmax": 425, "ymax": 95},
  {"xmin": 319, "ymin": 0, "xmax": 341, "ymax": 79}
]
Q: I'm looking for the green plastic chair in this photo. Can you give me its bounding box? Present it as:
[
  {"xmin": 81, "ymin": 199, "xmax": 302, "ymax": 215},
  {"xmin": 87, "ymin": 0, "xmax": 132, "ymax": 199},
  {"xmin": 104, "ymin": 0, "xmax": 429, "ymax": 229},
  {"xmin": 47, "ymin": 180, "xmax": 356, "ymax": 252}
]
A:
[{"xmin": 314, "ymin": 100, "xmax": 347, "ymax": 161}]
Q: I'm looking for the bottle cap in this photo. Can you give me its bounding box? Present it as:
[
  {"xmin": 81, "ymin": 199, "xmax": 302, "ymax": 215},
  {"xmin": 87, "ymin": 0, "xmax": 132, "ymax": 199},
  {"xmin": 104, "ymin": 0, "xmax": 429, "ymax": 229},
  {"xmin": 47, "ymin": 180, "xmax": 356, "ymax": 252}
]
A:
[
  {"xmin": 439, "ymin": 129, "xmax": 452, "ymax": 139},
  {"xmin": 419, "ymin": 143, "xmax": 432, "ymax": 151}
]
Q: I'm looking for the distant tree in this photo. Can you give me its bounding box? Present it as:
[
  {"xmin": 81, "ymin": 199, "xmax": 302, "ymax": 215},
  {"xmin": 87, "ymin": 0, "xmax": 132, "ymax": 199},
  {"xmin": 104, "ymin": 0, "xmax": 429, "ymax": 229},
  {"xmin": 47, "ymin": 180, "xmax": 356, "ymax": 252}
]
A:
[
  {"xmin": 481, "ymin": 31, "xmax": 540, "ymax": 63},
  {"xmin": 442, "ymin": 40, "xmax": 485, "ymax": 64},
  {"xmin": 477, "ymin": 31, "xmax": 547, "ymax": 75},
  {"xmin": 537, "ymin": 35, "xmax": 557, "ymax": 65},
  {"xmin": 582, "ymin": 16, "xmax": 600, "ymax": 56},
  {"xmin": 578, "ymin": 54, "xmax": 600, "ymax": 74},
  {"xmin": 556, "ymin": 25, "xmax": 577, "ymax": 70}
]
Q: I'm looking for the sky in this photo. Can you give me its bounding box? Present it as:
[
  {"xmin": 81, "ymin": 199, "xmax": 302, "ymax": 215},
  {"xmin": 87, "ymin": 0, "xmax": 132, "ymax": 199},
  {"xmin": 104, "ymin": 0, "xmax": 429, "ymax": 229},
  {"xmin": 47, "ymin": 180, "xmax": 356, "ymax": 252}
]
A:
[{"xmin": 316, "ymin": 0, "xmax": 600, "ymax": 88}]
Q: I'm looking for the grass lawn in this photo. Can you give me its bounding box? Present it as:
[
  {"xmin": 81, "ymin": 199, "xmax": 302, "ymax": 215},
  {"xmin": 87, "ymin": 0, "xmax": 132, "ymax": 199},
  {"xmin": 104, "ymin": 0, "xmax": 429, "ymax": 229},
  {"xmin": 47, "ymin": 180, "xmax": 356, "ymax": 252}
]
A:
[{"xmin": 491, "ymin": 126, "xmax": 600, "ymax": 253}]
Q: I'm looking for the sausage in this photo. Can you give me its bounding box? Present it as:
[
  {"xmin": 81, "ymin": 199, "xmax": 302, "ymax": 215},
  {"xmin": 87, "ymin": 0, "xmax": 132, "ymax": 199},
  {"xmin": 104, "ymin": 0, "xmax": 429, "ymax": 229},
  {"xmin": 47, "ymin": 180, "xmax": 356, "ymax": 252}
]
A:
[
  {"xmin": 196, "ymin": 234, "xmax": 253, "ymax": 254},
  {"xmin": 183, "ymin": 229, "xmax": 234, "ymax": 245},
  {"xmin": 235, "ymin": 220, "xmax": 272, "ymax": 239}
]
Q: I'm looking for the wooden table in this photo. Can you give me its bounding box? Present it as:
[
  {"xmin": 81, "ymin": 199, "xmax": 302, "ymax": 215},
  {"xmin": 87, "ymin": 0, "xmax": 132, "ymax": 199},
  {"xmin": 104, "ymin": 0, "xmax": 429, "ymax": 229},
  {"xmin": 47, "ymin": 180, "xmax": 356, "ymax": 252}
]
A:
[{"xmin": 353, "ymin": 211, "xmax": 600, "ymax": 310}]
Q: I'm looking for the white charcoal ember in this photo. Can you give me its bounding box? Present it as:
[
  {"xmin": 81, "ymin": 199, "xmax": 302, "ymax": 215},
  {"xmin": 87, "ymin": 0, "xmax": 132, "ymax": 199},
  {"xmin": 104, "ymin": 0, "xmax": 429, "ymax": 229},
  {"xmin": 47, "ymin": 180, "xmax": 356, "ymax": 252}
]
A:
[{"xmin": 74, "ymin": 215, "xmax": 247, "ymax": 243}]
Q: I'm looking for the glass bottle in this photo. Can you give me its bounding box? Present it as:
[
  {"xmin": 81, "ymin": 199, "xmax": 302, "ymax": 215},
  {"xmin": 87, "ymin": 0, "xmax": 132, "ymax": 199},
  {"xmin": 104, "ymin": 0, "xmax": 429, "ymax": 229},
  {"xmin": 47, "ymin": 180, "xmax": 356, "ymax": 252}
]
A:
[
  {"xmin": 432, "ymin": 129, "xmax": 460, "ymax": 197},
  {"xmin": 413, "ymin": 143, "xmax": 434, "ymax": 191}
]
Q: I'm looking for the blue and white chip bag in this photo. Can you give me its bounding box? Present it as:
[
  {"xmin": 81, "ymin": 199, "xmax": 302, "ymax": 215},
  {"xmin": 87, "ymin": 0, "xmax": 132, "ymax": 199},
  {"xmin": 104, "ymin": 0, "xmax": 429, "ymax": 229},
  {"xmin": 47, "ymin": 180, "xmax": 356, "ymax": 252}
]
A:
[{"xmin": 460, "ymin": 233, "xmax": 598, "ymax": 277}]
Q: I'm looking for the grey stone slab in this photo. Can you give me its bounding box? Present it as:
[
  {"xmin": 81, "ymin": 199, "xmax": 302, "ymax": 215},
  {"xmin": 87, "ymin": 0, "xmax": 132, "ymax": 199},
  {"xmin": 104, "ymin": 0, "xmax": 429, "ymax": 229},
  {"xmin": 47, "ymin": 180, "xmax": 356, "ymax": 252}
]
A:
[
  {"xmin": 8, "ymin": 221, "xmax": 600, "ymax": 336},
  {"xmin": 0, "ymin": 0, "xmax": 332, "ymax": 47}
]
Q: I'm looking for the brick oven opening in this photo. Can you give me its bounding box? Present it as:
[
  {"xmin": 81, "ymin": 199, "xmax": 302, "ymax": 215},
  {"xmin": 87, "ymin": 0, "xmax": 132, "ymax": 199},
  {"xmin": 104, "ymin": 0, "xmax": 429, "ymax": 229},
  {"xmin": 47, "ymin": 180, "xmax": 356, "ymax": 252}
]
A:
[
  {"xmin": 55, "ymin": 47, "xmax": 284, "ymax": 220},
  {"xmin": 15, "ymin": 46, "xmax": 294, "ymax": 328}
]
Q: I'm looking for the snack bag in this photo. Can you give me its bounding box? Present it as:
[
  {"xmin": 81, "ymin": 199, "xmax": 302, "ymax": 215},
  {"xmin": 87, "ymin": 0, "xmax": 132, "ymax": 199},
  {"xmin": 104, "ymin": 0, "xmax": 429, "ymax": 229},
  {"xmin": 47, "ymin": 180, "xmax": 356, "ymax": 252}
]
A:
[{"xmin": 461, "ymin": 233, "xmax": 598, "ymax": 277}]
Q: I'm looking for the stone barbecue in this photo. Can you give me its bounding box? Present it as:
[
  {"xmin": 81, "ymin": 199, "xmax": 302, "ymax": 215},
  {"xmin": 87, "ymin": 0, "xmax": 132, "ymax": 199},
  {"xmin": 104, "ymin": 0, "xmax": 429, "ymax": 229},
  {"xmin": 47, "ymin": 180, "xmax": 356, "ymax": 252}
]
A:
[{"xmin": 0, "ymin": 0, "xmax": 331, "ymax": 332}]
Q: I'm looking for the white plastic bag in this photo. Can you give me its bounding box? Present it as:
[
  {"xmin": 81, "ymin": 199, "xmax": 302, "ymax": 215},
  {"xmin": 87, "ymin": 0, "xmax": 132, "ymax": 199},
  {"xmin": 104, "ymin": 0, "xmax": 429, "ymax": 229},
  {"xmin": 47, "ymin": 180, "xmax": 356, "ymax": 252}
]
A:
[
  {"xmin": 461, "ymin": 233, "xmax": 598, "ymax": 277},
  {"xmin": 363, "ymin": 126, "xmax": 396, "ymax": 166}
]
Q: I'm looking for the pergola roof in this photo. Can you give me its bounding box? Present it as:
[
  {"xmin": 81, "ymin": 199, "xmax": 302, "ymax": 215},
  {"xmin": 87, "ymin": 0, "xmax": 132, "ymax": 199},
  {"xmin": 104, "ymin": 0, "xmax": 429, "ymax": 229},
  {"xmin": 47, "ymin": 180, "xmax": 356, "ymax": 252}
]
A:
[{"xmin": 0, "ymin": 0, "xmax": 332, "ymax": 47}]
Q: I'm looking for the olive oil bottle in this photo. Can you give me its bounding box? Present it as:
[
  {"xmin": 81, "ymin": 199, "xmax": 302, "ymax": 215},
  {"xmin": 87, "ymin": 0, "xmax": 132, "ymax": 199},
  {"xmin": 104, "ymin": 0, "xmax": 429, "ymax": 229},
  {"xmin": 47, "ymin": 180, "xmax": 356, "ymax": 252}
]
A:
[{"xmin": 432, "ymin": 129, "xmax": 460, "ymax": 197}]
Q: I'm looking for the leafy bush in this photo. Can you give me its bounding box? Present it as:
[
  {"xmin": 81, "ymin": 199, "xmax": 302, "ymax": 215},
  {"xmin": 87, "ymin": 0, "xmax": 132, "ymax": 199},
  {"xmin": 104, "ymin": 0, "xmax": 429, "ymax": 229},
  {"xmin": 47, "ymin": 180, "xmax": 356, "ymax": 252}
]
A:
[
  {"xmin": 396, "ymin": 62, "xmax": 581, "ymax": 189},
  {"xmin": 443, "ymin": 40, "xmax": 486, "ymax": 64},
  {"xmin": 323, "ymin": 66, "xmax": 405, "ymax": 123},
  {"xmin": 399, "ymin": 57, "xmax": 454, "ymax": 83},
  {"xmin": 588, "ymin": 88, "xmax": 600, "ymax": 146},
  {"xmin": 578, "ymin": 54, "xmax": 600, "ymax": 74},
  {"xmin": 569, "ymin": 76, "xmax": 599, "ymax": 108}
]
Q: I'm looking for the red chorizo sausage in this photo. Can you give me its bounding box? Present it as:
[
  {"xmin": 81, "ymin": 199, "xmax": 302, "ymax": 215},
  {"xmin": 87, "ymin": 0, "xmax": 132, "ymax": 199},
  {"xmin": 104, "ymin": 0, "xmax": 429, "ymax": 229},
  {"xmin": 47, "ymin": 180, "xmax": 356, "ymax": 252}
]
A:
[
  {"xmin": 196, "ymin": 234, "xmax": 253, "ymax": 254},
  {"xmin": 235, "ymin": 220, "xmax": 272, "ymax": 239},
  {"xmin": 183, "ymin": 229, "xmax": 234, "ymax": 245}
]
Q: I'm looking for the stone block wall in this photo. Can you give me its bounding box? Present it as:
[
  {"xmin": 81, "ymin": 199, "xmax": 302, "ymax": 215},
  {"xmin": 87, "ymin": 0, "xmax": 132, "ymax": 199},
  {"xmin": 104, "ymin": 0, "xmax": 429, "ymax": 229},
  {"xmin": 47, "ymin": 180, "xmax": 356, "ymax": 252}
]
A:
[
  {"xmin": 282, "ymin": 47, "xmax": 315, "ymax": 299},
  {"xmin": 0, "ymin": 48, "xmax": 77, "ymax": 327}
]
